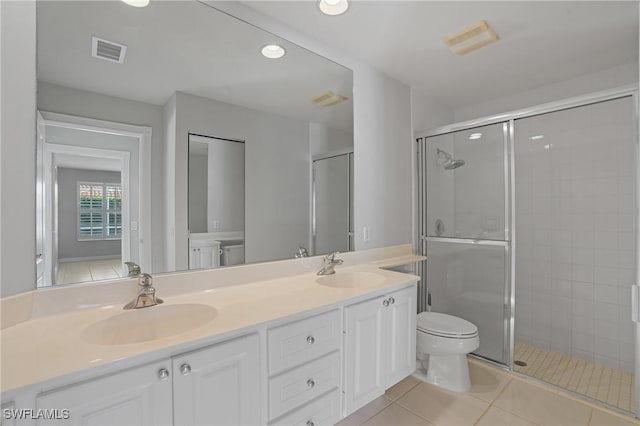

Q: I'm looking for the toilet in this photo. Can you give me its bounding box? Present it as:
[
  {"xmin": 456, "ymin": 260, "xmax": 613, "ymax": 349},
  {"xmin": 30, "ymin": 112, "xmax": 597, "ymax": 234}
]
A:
[{"xmin": 415, "ymin": 312, "xmax": 479, "ymax": 393}]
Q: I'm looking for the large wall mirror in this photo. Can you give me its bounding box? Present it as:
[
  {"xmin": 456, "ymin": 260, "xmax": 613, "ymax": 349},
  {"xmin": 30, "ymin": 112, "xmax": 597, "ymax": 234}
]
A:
[{"xmin": 36, "ymin": 0, "xmax": 353, "ymax": 287}]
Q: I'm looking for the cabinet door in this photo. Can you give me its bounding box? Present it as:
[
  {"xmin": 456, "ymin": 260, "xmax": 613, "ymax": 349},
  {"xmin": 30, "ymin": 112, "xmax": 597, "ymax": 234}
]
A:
[
  {"xmin": 172, "ymin": 333, "xmax": 261, "ymax": 426},
  {"xmin": 36, "ymin": 360, "xmax": 172, "ymax": 425},
  {"xmin": 198, "ymin": 246, "xmax": 220, "ymax": 269},
  {"xmin": 384, "ymin": 286, "xmax": 417, "ymax": 387},
  {"xmin": 189, "ymin": 247, "xmax": 200, "ymax": 269},
  {"xmin": 343, "ymin": 296, "xmax": 385, "ymax": 416}
]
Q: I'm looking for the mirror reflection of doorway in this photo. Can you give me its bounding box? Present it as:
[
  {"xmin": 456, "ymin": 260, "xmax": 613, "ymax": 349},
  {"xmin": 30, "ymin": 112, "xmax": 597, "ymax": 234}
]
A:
[
  {"xmin": 312, "ymin": 151, "xmax": 353, "ymax": 255},
  {"xmin": 188, "ymin": 134, "xmax": 245, "ymax": 270},
  {"xmin": 37, "ymin": 111, "xmax": 151, "ymax": 286}
]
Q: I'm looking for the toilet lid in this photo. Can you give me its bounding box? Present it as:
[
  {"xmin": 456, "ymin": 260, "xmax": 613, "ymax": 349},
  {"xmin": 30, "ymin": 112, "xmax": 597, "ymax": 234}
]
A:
[{"xmin": 417, "ymin": 312, "xmax": 478, "ymax": 338}]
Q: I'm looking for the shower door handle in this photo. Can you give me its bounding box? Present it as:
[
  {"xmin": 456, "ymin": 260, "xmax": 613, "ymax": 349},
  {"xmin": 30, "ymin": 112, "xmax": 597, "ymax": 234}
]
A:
[{"xmin": 632, "ymin": 285, "xmax": 640, "ymax": 323}]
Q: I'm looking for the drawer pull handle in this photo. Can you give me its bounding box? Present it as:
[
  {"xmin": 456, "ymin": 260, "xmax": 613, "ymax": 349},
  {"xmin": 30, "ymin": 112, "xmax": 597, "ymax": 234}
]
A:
[
  {"xmin": 157, "ymin": 368, "xmax": 170, "ymax": 381},
  {"xmin": 389, "ymin": 297, "xmax": 395, "ymax": 305},
  {"xmin": 307, "ymin": 335, "xmax": 315, "ymax": 345},
  {"xmin": 180, "ymin": 363, "xmax": 191, "ymax": 375},
  {"xmin": 307, "ymin": 378, "xmax": 315, "ymax": 388},
  {"xmin": 383, "ymin": 299, "xmax": 389, "ymax": 307},
  {"xmin": 306, "ymin": 421, "xmax": 314, "ymax": 426}
]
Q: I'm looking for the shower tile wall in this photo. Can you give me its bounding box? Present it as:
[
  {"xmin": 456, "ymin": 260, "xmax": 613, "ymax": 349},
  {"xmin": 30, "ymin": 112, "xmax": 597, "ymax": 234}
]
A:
[{"xmin": 514, "ymin": 96, "xmax": 636, "ymax": 373}]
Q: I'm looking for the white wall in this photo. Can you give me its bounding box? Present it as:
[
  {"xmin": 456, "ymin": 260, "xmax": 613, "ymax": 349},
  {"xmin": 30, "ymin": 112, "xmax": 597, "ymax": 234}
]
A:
[
  {"xmin": 167, "ymin": 92, "xmax": 311, "ymax": 269},
  {"xmin": 411, "ymin": 88, "xmax": 455, "ymax": 134},
  {"xmin": 0, "ymin": 1, "xmax": 36, "ymax": 297},
  {"xmin": 37, "ymin": 82, "xmax": 166, "ymax": 273},
  {"xmin": 57, "ymin": 168, "xmax": 121, "ymax": 260},
  {"xmin": 309, "ymin": 122, "xmax": 353, "ymax": 156},
  {"xmin": 454, "ymin": 61, "xmax": 638, "ymax": 122}
]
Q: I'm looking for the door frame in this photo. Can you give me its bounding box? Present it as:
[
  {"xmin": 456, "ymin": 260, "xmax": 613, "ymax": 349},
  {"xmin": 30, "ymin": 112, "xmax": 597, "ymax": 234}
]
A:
[
  {"xmin": 38, "ymin": 111, "xmax": 152, "ymax": 282},
  {"xmin": 42, "ymin": 144, "xmax": 130, "ymax": 286}
]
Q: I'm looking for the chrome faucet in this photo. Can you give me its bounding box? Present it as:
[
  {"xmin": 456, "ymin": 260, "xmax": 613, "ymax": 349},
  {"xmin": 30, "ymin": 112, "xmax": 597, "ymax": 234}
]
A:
[
  {"xmin": 123, "ymin": 273, "xmax": 164, "ymax": 309},
  {"xmin": 294, "ymin": 246, "xmax": 309, "ymax": 258},
  {"xmin": 124, "ymin": 261, "xmax": 141, "ymax": 277},
  {"xmin": 317, "ymin": 252, "xmax": 343, "ymax": 275}
]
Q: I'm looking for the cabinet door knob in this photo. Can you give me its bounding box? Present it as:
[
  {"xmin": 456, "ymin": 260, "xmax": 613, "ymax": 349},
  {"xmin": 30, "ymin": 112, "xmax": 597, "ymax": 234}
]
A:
[
  {"xmin": 180, "ymin": 363, "xmax": 191, "ymax": 375},
  {"xmin": 389, "ymin": 297, "xmax": 395, "ymax": 305},
  {"xmin": 306, "ymin": 335, "xmax": 315, "ymax": 345},
  {"xmin": 306, "ymin": 421, "xmax": 314, "ymax": 426},
  {"xmin": 157, "ymin": 368, "xmax": 170, "ymax": 381},
  {"xmin": 383, "ymin": 299, "xmax": 389, "ymax": 307},
  {"xmin": 306, "ymin": 378, "xmax": 315, "ymax": 388}
]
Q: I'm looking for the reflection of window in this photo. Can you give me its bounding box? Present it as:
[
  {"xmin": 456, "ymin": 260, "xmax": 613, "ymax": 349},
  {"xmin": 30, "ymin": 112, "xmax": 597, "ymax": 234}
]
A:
[{"xmin": 78, "ymin": 182, "xmax": 122, "ymax": 240}]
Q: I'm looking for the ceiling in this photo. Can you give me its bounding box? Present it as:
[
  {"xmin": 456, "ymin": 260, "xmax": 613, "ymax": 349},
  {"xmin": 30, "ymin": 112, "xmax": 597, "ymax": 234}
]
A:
[
  {"xmin": 37, "ymin": 1, "xmax": 353, "ymax": 131},
  {"xmin": 243, "ymin": 1, "xmax": 638, "ymax": 109}
]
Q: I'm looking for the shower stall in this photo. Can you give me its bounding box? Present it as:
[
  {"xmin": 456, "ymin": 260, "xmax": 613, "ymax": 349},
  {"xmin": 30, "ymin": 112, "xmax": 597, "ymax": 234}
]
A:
[{"xmin": 416, "ymin": 87, "xmax": 639, "ymax": 416}]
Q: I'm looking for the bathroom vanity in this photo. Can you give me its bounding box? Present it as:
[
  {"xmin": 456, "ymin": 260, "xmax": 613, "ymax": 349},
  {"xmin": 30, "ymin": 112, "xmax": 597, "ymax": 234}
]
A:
[{"xmin": 0, "ymin": 247, "xmax": 422, "ymax": 425}]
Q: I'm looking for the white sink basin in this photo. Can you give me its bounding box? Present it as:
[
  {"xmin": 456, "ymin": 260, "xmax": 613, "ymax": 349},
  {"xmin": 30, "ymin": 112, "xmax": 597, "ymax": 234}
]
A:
[
  {"xmin": 81, "ymin": 304, "xmax": 217, "ymax": 345},
  {"xmin": 316, "ymin": 271, "xmax": 386, "ymax": 288}
]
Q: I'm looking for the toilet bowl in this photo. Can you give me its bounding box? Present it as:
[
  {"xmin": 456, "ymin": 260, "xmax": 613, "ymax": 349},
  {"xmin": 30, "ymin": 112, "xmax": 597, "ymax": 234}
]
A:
[{"xmin": 414, "ymin": 312, "xmax": 479, "ymax": 393}]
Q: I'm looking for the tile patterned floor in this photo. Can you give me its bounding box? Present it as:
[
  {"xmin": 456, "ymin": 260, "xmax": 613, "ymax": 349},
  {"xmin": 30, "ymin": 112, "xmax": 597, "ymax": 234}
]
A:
[
  {"xmin": 337, "ymin": 358, "xmax": 640, "ymax": 426},
  {"xmin": 57, "ymin": 258, "xmax": 123, "ymax": 284},
  {"xmin": 514, "ymin": 342, "xmax": 636, "ymax": 413}
]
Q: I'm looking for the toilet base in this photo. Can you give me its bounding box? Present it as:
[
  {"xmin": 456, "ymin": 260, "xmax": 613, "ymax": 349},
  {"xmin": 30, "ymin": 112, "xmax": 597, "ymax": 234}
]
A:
[{"xmin": 413, "ymin": 354, "xmax": 471, "ymax": 393}]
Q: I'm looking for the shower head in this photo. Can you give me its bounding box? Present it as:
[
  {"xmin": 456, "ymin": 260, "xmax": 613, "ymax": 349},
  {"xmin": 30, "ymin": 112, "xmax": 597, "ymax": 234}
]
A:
[
  {"xmin": 444, "ymin": 159, "xmax": 465, "ymax": 170},
  {"xmin": 437, "ymin": 148, "xmax": 465, "ymax": 170}
]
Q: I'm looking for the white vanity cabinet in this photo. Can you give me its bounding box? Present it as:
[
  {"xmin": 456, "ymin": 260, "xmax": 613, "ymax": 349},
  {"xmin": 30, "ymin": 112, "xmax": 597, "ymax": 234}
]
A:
[
  {"xmin": 11, "ymin": 280, "xmax": 418, "ymax": 426},
  {"xmin": 35, "ymin": 360, "xmax": 173, "ymax": 425},
  {"xmin": 188, "ymin": 240, "xmax": 221, "ymax": 270},
  {"xmin": 172, "ymin": 333, "xmax": 260, "ymax": 426},
  {"xmin": 343, "ymin": 286, "xmax": 416, "ymax": 416},
  {"xmin": 34, "ymin": 334, "xmax": 259, "ymax": 426},
  {"xmin": 267, "ymin": 309, "xmax": 342, "ymax": 426}
]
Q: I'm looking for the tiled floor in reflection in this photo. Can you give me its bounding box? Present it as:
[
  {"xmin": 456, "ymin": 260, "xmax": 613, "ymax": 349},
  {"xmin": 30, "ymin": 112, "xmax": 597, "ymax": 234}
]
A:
[
  {"xmin": 337, "ymin": 358, "xmax": 639, "ymax": 426},
  {"xmin": 514, "ymin": 343, "xmax": 635, "ymax": 413},
  {"xmin": 57, "ymin": 258, "xmax": 123, "ymax": 284}
]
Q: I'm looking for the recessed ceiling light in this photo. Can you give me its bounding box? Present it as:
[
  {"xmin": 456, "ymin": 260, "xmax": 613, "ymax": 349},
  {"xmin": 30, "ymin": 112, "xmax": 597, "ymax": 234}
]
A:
[
  {"xmin": 261, "ymin": 44, "xmax": 286, "ymax": 59},
  {"xmin": 529, "ymin": 135, "xmax": 545, "ymax": 140},
  {"xmin": 121, "ymin": 0, "xmax": 149, "ymax": 7},
  {"xmin": 318, "ymin": 0, "xmax": 349, "ymax": 16},
  {"xmin": 469, "ymin": 133, "xmax": 482, "ymax": 140}
]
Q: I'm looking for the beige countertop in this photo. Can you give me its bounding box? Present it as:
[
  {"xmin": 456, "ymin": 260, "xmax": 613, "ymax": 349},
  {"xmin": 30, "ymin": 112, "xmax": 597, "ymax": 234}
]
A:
[{"xmin": 1, "ymin": 262, "xmax": 419, "ymax": 394}]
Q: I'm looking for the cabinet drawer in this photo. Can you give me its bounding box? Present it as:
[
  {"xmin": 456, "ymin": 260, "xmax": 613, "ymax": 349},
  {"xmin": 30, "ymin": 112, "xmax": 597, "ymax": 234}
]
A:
[
  {"xmin": 268, "ymin": 309, "xmax": 340, "ymax": 373},
  {"xmin": 269, "ymin": 351, "xmax": 340, "ymax": 420},
  {"xmin": 269, "ymin": 389, "xmax": 341, "ymax": 426}
]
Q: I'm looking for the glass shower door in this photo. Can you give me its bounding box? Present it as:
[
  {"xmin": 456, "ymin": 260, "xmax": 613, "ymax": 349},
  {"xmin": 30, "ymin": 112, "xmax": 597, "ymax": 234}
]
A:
[{"xmin": 418, "ymin": 121, "xmax": 512, "ymax": 365}]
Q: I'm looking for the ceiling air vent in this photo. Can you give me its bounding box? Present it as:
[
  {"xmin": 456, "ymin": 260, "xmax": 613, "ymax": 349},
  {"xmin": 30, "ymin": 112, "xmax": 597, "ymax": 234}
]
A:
[
  {"xmin": 91, "ymin": 36, "xmax": 127, "ymax": 64},
  {"xmin": 444, "ymin": 20, "xmax": 499, "ymax": 55},
  {"xmin": 311, "ymin": 91, "xmax": 349, "ymax": 107}
]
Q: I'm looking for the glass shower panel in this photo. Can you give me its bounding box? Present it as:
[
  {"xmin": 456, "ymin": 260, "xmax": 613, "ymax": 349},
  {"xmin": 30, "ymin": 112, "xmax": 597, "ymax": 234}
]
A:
[
  {"xmin": 514, "ymin": 96, "xmax": 636, "ymax": 414},
  {"xmin": 427, "ymin": 240, "xmax": 509, "ymax": 364},
  {"xmin": 425, "ymin": 123, "xmax": 507, "ymax": 240}
]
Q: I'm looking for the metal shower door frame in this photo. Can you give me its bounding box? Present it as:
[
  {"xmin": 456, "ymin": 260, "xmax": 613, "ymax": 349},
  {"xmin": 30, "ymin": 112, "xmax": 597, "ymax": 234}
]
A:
[
  {"xmin": 416, "ymin": 84, "xmax": 639, "ymax": 417},
  {"xmin": 416, "ymin": 121, "xmax": 513, "ymax": 367}
]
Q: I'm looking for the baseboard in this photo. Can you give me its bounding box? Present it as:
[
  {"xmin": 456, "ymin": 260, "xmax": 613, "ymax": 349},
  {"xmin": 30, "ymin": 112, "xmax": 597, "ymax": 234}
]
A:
[{"xmin": 59, "ymin": 255, "xmax": 121, "ymax": 263}]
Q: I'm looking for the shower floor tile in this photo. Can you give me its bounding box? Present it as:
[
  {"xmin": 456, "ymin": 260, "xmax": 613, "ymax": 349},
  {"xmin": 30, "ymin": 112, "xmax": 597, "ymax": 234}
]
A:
[{"xmin": 514, "ymin": 342, "xmax": 636, "ymax": 413}]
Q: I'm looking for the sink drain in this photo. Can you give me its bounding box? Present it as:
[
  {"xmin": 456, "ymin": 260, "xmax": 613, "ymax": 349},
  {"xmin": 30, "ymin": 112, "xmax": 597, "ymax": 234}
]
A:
[{"xmin": 514, "ymin": 360, "xmax": 528, "ymax": 367}]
